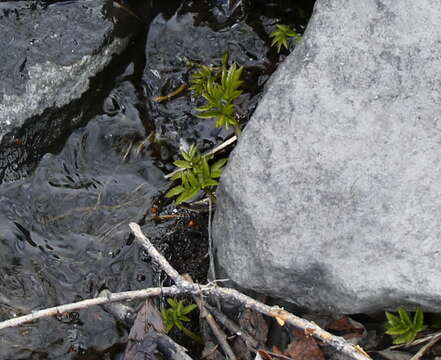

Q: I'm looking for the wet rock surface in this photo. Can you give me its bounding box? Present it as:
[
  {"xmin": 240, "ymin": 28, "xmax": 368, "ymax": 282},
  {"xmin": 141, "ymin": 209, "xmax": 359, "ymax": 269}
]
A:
[
  {"xmin": 0, "ymin": 0, "xmax": 314, "ymax": 357},
  {"xmin": 142, "ymin": 5, "xmax": 268, "ymax": 170},
  {"xmin": 142, "ymin": 0, "xmax": 315, "ymax": 172},
  {"xmin": 0, "ymin": 0, "xmax": 126, "ymax": 136},
  {"xmin": 0, "ymin": 0, "xmax": 134, "ymax": 183},
  {"xmin": 0, "ymin": 77, "xmax": 165, "ymax": 358},
  {"xmin": 213, "ymin": 0, "xmax": 441, "ymax": 313}
]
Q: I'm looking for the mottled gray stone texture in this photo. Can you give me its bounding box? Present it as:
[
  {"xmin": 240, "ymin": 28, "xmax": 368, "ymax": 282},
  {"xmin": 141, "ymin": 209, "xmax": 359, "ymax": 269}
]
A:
[
  {"xmin": 213, "ymin": 0, "xmax": 441, "ymax": 313},
  {"xmin": 0, "ymin": 0, "xmax": 127, "ymax": 141}
]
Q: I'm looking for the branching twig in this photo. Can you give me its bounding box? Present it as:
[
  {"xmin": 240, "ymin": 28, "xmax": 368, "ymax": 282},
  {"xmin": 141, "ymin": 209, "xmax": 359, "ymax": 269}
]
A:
[
  {"xmin": 388, "ymin": 331, "xmax": 441, "ymax": 350},
  {"xmin": 207, "ymin": 196, "xmax": 216, "ymax": 281},
  {"xmin": 129, "ymin": 223, "xmax": 371, "ymax": 360},
  {"xmin": 204, "ymin": 303, "xmax": 259, "ymax": 349},
  {"xmin": 204, "ymin": 136, "xmax": 237, "ymax": 157},
  {"xmin": 183, "ymin": 274, "xmax": 237, "ymax": 360},
  {"xmin": 0, "ymin": 223, "xmax": 372, "ymax": 360},
  {"xmin": 0, "ymin": 287, "xmax": 181, "ymax": 331},
  {"xmin": 204, "ymin": 311, "xmax": 237, "ymax": 360},
  {"xmin": 130, "ymin": 223, "xmax": 186, "ymax": 287},
  {"xmin": 154, "ymin": 84, "xmax": 188, "ymax": 103},
  {"xmin": 409, "ymin": 332, "xmax": 441, "ymax": 360}
]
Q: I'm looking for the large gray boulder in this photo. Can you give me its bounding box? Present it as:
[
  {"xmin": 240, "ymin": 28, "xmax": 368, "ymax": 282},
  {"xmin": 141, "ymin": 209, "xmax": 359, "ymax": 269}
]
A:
[{"xmin": 213, "ymin": 0, "xmax": 441, "ymax": 313}]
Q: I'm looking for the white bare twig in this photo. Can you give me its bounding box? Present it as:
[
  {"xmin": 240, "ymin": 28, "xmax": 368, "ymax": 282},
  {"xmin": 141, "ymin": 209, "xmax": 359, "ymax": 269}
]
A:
[
  {"xmin": 0, "ymin": 223, "xmax": 372, "ymax": 360},
  {"xmin": 204, "ymin": 136, "xmax": 237, "ymax": 157},
  {"xmin": 204, "ymin": 302, "xmax": 259, "ymax": 349},
  {"xmin": 388, "ymin": 331, "xmax": 441, "ymax": 350},
  {"xmin": 409, "ymin": 332, "xmax": 441, "ymax": 360},
  {"xmin": 129, "ymin": 223, "xmax": 371, "ymax": 360},
  {"xmin": 0, "ymin": 287, "xmax": 181, "ymax": 331},
  {"xmin": 183, "ymin": 274, "xmax": 237, "ymax": 360},
  {"xmin": 164, "ymin": 136, "xmax": 237, "ymax": 179}
]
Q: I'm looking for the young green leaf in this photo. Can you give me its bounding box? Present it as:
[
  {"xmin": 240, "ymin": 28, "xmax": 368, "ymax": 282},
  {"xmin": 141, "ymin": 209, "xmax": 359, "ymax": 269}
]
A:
[
  {"xmin": 210, "ymin": 169, "xmax": 222, "ymax": 178},
  {"xmin": 398, "ymin": 307, "xmax": 413, "ymax": 327},
  {"xmin": 181, "ymin": 171, "xmax": 189, "ymax": 187},
  {"xmin": 212, "ymin": 158, "xmax": 227, "ymax": 171},
  {"xmin": 183, "ymin": 303, "xmax": 198, "ymax": 314},
  {"xmin": 202, "ymin": 157, "xmax": 210, "ymax": 179},
  {"xmin": 190, "ymin": 65, "xmax": 216, "ymax": 97},
  {"xmin": 174, "ymin": 160, "xmax": 193, "ymax": 169},
  {"xmin": 385, "ymin": 325, "xmax": 409, "ymax": 335},
  {"xmin": 186, "ymin": 171, "xmax": 199, "ymax": 189},
  {"xmin": 160, "ymin": 298, "xmax": 201, "ymax": 342},
  {"xmin": 166, "ymin": 144, "xmax": 227, "ymax": 205},
  {"xmin": 385, "ymin": 307, "xmax": 427, "ymax": 344},
  {"xmin": 414, "ymin": 308, "xmax": 425, "ymax": 330},
  {"xmin": 221, "ymin": 52, "xmax": 229, "ymax": 68},
  {"xmin": 165, "ymin": 186, "xmax": 185, "ymax": 198},
  {"xmin": 270, "ymin": 24, "xmax": 302, "ymax": 53},
  {"xmin": 167, "ymin": 298, "xmax": 178, "ymax": 307},
  {"xmin": 385, "ymin": 312, "xmax": 401, "ymax": 327},
  {"xmin": 202, "ymin": 179, "xmax": 218, "ymax": 187},
  {"xmin": 171, "ymin": 172, "xmax": 183, "ymax": 181},
  {"xmin": 176, "ymin": 187, "xmax": 199, "ymax": 205},
  {"xmin": 192, "ymin": 61, "xmax": 243, "ymax": 135}
]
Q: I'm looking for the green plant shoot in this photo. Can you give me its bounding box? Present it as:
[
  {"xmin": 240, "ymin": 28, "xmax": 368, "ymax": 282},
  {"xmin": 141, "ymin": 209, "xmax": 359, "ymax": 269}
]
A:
[
  {"xmin": 190, "ymin": 57, "xmax": 243, "ymax": 136},
  {"xmin": 196, "ymin": 63, "xmax": 243, "ymax": 135},
  {"xmin": 270, "ymin": 24, "xmax": 302, "ymax": 53},
  {"xmin": 189, "ymin": 65, "xmax": 216, "ymax": 98},
  {"xmin": 160, "ymin": 298, "xmax": 202, "ymax": 344},
  {"xmin": 165, "ymin": 144, "xmax": 227, "ymax": 205},
  {"xmin": 385, "ymin": 307, "xmax": 426, "ymax": 344}
]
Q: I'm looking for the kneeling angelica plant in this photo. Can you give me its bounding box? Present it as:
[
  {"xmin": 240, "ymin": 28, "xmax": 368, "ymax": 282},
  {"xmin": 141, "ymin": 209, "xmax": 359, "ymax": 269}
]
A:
[{"xmin": 166, "ymin": 144, "xmax": 227, "ymax": 205}]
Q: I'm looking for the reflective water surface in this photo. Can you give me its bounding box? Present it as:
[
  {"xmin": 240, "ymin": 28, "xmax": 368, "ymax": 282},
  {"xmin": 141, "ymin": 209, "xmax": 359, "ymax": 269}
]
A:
[{"xmin": 0, "ymin": 1, "xmax": 314, "ymax": 358}]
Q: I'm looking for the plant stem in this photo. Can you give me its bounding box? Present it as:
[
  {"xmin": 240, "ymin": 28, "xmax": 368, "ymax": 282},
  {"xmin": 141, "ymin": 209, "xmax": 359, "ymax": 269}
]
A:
[
  {"xmin": 180, "ymin": 324, "xmax": 204, "ymax": 344},
  {"xmin": 206, "ymin": 195, "xmax": 216, "ymax": 281},
  {"xmin": 234, "ymin": 124, "xmax": 242, "ymax": 137},
  {"xmin": 206, "ymin": 190, "xmax": 216, "ymax": 204}
]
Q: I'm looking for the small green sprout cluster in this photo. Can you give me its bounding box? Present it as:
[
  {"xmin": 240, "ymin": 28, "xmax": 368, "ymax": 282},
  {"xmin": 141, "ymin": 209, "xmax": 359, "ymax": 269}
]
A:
[
  {"xmin": 189, "ymin": 64, "xmax": 217, "ymax": 98},
  {"xmin": 160, "ymin": 298, "xmax": 202, "ymax": 344},
  {"xmin": 270, "ymin": 24, "xmax": 302, "ymax": 53},
  {"xmin": 385, "ymin": 307, "xmax": 426, "ymax": 344},
  {"xmin": 165, "ymin": 144, "xmax": 227, "ymax": 204},
  {"xmin": 190, "ymin": 54, "xmax": 244, "ymax": 136}
]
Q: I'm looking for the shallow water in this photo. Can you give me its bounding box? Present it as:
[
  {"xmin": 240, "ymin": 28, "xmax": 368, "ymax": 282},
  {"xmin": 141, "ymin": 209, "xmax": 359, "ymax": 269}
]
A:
[{"xmin": 0, "ymin": 0, "xmax": 314, "ymax": 358}]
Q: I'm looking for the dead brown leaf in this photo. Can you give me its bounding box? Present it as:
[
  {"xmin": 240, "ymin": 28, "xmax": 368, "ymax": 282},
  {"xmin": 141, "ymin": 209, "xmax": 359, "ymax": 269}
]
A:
[
  {"xmin": 283, "ymin": 330, "xmax": 325, "ymax": 360},
  {"xmin": 271, "ymin": 346, "xmax": 284, "ymax": 355},
  {"xmin": 257, "ymin": 349, "xmax": 275, "ymax": 360},
  {"xmin": 230, "ymin": 308, "xmax": 269, "ymax": 360},
  {"xmin": 239, "ymin": 309, "xmax": 269, "ymax": 345},
  {"xmin": 326, "ymin": 316, "xmax": 366, "ymax": 340},
  {"xmin": 124, "ymin": 299, "xmax": 164, "ymax": 360}
]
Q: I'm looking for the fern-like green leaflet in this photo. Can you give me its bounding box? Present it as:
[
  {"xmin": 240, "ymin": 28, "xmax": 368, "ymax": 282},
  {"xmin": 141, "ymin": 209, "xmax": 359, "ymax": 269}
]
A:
[
  {"xmin": 166, "ymin": 144, "xmax": 227, "ymax": 204},
  {"xmin": 385, "ymin": 307, "xmax": 426, "ymax": 344}
]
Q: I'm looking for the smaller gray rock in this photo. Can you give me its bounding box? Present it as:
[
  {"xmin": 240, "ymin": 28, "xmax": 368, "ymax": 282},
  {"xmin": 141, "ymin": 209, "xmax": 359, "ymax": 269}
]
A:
[{"xmin": 0, "ymin": 0, "xmax": 129, "ymax": 141}]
